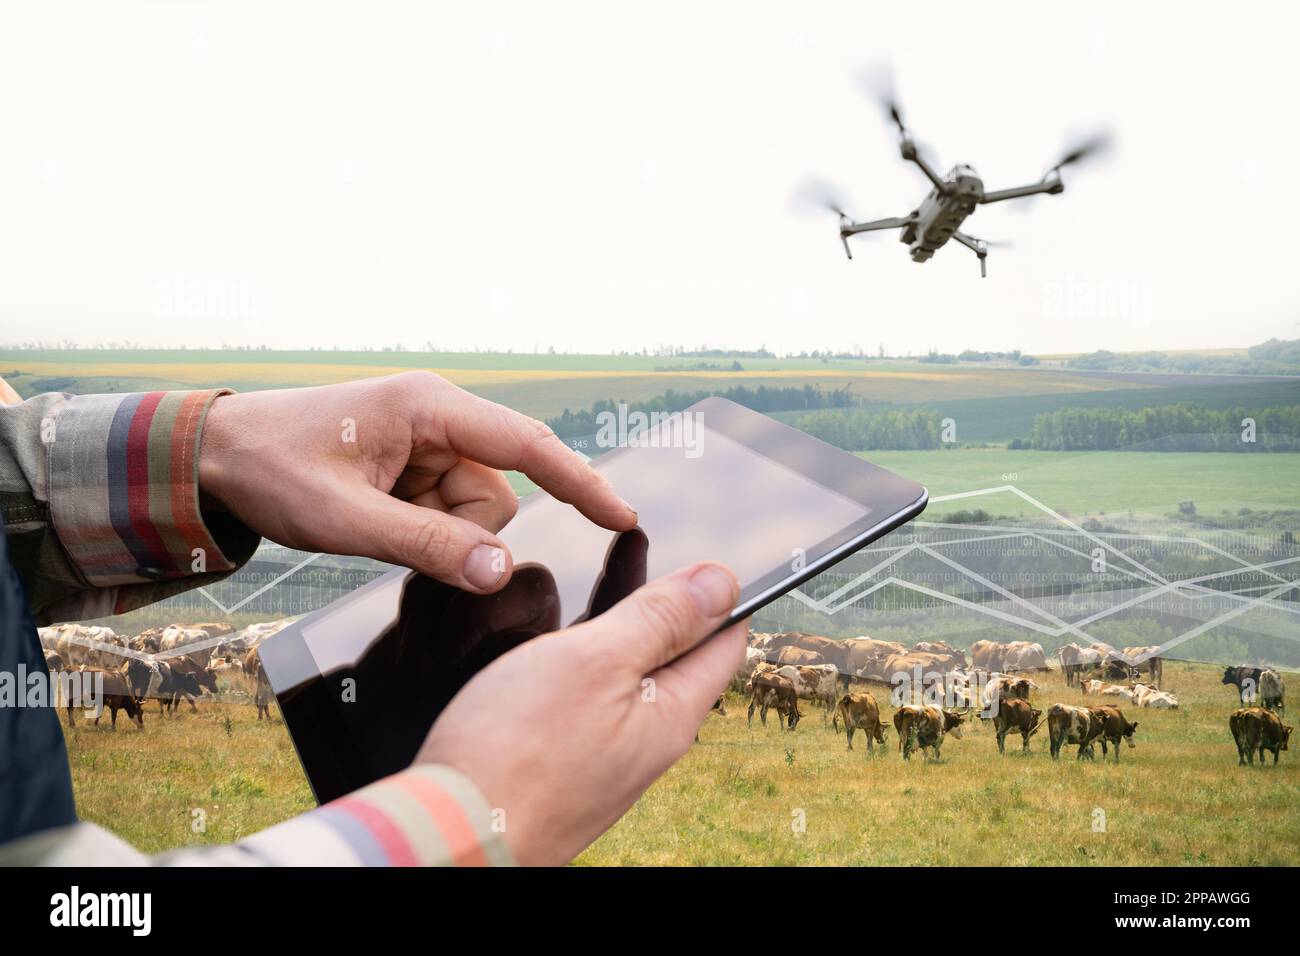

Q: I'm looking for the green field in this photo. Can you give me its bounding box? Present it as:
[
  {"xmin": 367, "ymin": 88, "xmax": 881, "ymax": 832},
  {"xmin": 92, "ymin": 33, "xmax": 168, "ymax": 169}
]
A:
[{"xmin": 62, "ymin": 662, "xmax": 1298, "ymax": 865}]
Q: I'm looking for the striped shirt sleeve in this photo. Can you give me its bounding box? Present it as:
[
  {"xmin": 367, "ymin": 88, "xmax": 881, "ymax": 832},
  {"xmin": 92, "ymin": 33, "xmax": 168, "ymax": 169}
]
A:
[
  {"xmin": 0, "ymin": 390, "xmax": 261, "ymax": 622},
  {"xmin": 0, "ymin": 765, "xmax": 514, "ymax": 867}
]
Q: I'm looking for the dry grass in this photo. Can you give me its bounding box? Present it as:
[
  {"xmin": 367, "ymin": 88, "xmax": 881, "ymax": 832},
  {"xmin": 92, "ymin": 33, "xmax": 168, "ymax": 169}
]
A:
[
  {"xmin": 575, "ymin": 662, "xmax": 1299, "ymax": 866},
  {"xmin": 62, "ymin": 661, "xmax": 1297, "ymax": 865}
]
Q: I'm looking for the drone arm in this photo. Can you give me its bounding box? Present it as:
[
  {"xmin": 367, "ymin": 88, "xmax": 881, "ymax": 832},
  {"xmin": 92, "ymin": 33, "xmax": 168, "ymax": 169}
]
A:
[
  {"xmin": 979, "ymin": 173, "xmax": 1064, "ymax": 205},
  {"xmin": 952, "ymin": 230, "xmax": 988, "ymax": 278},
  {"xmin": 901, "ymin": 140, "xmax": 948, "ymax": 193},
  {"xmin": 841, "ymin": 215, "xmax": 913, "ymax": 236}
]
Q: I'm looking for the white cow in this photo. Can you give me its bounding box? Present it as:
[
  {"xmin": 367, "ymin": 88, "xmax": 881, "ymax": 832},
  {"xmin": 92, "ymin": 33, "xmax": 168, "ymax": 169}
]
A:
[{"xmin": 775, "ymin": 663, "xmax": 841, "ymax": 716}]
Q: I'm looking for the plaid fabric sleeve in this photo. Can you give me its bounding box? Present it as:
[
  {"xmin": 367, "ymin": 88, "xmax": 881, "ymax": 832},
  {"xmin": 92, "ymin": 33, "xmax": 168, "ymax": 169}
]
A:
[
  {"xmin": 0, "ymin": 765, "xmax": 514, "ymax": 867},
  {"xmin": 0, "ymin": 390, "xmax": 260, "ymax": 623}
]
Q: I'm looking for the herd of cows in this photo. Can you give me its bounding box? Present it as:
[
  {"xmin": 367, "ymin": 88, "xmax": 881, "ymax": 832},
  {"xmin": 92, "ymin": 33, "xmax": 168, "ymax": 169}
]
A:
[
  {"xmin": 35, "ymin": 620, "xmax": 293, "ymax": 728},
  {"xmin": 727, "ymin": 631, "xmax": 1293, "ymax": 767},
  {"xmin": 31, "ymin": 620, "xmax": 1295, "ymax": 768}
]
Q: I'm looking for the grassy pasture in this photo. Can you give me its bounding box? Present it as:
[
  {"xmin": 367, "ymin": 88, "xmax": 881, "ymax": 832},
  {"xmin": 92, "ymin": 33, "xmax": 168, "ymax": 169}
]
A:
[
  {"xmin": 576, "ymin": 663, "xmax": 1299, "ymax": 866},
  {"xmin": 59, "ymin": 662, "xmax": 1298, "ymax": 865}
]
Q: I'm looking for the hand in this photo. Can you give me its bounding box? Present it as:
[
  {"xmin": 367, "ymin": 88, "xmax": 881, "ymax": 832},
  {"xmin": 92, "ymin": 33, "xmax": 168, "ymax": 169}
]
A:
[
  {"xmin": 417, "ymin": 561, "xmax": 747, "ymax": 866},
  {"xmin": 197, "ymin": 371, "xmax": 637, "ymax": 593}
]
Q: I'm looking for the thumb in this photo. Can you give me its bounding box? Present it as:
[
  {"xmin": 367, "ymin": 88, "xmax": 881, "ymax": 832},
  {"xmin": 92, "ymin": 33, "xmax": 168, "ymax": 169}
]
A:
[
  {"xmin": 357, "ymin": 489, "xmax": 515, "ymax": 592},
  {"xmin": 585, "ymin": 562, "xmax": 739, "ymax": 675}
]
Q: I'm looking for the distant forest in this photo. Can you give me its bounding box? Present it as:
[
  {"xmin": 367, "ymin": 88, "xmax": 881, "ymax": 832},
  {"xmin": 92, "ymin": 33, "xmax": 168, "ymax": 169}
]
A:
[
  {"xmin": 1065, "ymin": 337, "xmax": 1300, "ymax": 376},
  {"xmin": 796, "ymin": 402, "xmax": 1300, "ymax": 452},
  {"xmin": 545, "ymin": 384, "xmax": 858, "ymax": 439}
]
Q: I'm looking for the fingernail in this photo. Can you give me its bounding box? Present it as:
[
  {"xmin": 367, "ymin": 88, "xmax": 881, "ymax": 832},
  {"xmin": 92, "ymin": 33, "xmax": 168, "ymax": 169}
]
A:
[
  {"xmin": 464, "ymin": 544, "xmax": 507, "ymax": 590},
  {"xmin": 621, "ymin": 497, "xmax": 637, "ymax": 520},
  {"xmin": 688, "ymin": 564, "xmax": 735, "ymax": 617}
]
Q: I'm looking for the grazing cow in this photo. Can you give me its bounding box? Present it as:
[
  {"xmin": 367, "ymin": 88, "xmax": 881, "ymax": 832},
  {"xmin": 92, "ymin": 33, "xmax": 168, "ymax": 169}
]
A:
[
  {"xmin": 1091, "ymin": 705, "xmax": 1139, "ymax": 762},
  {"xmin": 1222, "ymin": 666, "xmax": 1267, "ymax": 705},
  {"xmin": 67, "ymin": 666, "xmax": 144, "ymax": 730},
  {"xmin": 970, "ymin": 640, "xmax": 1008, "ymax": 673},
  {"xmin": 1046, "ymin": 703, "xmax": 1106, "ymax": 760},
  {"xmin": 1229, "ymin": 707, "xmax": 1292, "ymax": 766},
  {"xmin": 775, "ymin": 663, "xmax": 841, "ymax": 717},
  {"xmin": 152, "ymin": 660, "xmax": 203, "ymax": 716},
  {"xmin": 893, "ymin": 705, "xmax": 964, "ymax": 762},
  {"xmin": 834, "ymin": 692, "xmax": 886, "ymax": 752},
  {"xmin": 242, "ymin": 648, "xmax": 274, "ymax": 721},
  {"xmin": 1003, "ymin": 641, "xmax": 1048, "ymax": 672},
  {"xmin": 1260, "ymin": 669, "xmax": 1285, "ymax": 714},
  {"xmin": 993, "ymin": 698, "xmax": 1043, "ymax": 754},
  {"xmin": 1122, "ymin": 645, "xmax": 1164, "ymax": 688},
  {"xmin": 748, "ymin": 673, "xmax": 801, "ymax": 730}
]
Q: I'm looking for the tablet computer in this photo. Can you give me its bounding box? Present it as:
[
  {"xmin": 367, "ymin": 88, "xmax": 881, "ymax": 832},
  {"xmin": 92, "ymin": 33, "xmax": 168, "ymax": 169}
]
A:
[{"xmin": 260, "ymin": 397, "xmax": 927, "ymax": 802}]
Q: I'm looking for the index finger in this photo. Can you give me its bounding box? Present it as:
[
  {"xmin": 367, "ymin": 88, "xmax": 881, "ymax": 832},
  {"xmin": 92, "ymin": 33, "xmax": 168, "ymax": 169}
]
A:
[{"xmin": 422, "ymin": 378, "xmax": 637, "ymax": 531}]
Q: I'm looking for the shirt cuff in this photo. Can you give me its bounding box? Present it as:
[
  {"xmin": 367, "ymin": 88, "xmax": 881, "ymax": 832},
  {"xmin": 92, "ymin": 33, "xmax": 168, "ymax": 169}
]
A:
[
  {"xmin": 45, "ymin": 390, "xmax": 258, "ymax": 587},
  {"xmin": 239, "ymin": 765, "xmax": 515, "ymax": 866}
]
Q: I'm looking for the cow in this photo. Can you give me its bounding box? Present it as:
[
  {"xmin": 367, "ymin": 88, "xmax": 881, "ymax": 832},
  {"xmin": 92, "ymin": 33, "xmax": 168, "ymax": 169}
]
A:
[
  {"xmin": 1091, "ymin": 705, "xmax": 1139, "ymax": 762},
  {"xmin": 1260, "ymin": 669, "xmax": 1285, "ymax": 714},
  {"xmin": 158, "ymin": 625, "xmax": 220, "ymax": 668},
  {"xmin": 1222, "ymin": 666, "xmax": 1267, "ymax": 705},
  {"xmin": 163, "ymin": 657, "xmax": 219, "ymax": 713},
  {"xmin": 1003, "ymin": 641, "xmax": 1048, "ymax": 672},
  {"xmin": 152, "ymin": 660, "xmax": 204, "ymax": 716},
  {"xmin": 775, "ymin": 663, "xmax": 841, "ymax": 717},
  {"xmin": 912, "ymin": 641, "xmax": 968, "ymax": 669},
  {"xmin": 730, "ymin": 647, "xmax": 769, "ymax": 694},
  {"xmin": 748, "ymin": 673, "xmax": 801, "ymax": 730},
  {"xmin": 50, "ymin": 624, "xmax": 127, "ymax": 669},
  {"xmin": 840, "ymin": 637, "xmax": 906, "ymax": 678},
  {"xmin": 978, "ymin": 674, "xmax": 1037, "ymax": 722},
  {"xmin": 1080, "ymin": 679, "xmax": 1104, "ymax": 697},
  {"xmin": 1057, "ymin": 643, "xmax": 1102, "ymax": 687},
  {"xmin": 1122, "ymin": 645, "xmax": 1164, "ymax": 688},
  {"xmin": 66, "ymin": 666, "xmax": 144, "ymax": 730},
  {"xmin": 1229, "ymin": 707, "xmax": 1292, "ymax": 766},
  {"xmin": 970, "ymin": 640, "xmax": 1008, "ymax": 673},
  {"xmin": 242, "ymin": 647, "xmax": 274, "ymax": 721},
  {"xmin": 773, "ymin": 645, "xmax": 826, "ymax": 668},
  {"xmin": 232, "ymin": 618, "xmax": 295, "ymax": 654},
  {"xmin": 893, "ymin": 705, "xmax": 964, "ymax": 762},
  {"xmin": 834, "ymin": 692, "xmax": 887, "ymax": 752},
  {"xmin": 1131, "ymin": 684, "xmax": 1178, "ymax": 709},
  {"xmin": 993, "ymin": 698, "xmax": 1043, "ymax": 754},
  {"xmin": 1097, "ymin": 683, "xmax": 1137, "ymax": 703},
  {"xmin": 1046, "ymin": 703, "xmax": 1106, "ymax": 760}
]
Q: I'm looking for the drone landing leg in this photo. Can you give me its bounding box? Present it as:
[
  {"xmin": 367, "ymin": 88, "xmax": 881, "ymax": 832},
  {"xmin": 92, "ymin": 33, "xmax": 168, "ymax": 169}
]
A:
[{"xmin": 952, "ymin": 230, "xmax": 988, "ymax": 279}]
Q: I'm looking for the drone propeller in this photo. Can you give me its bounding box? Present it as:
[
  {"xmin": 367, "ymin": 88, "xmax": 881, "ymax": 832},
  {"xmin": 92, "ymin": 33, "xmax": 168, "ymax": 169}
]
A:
[
  {"xmin": 793, "ymin": 176, "xmax": 854, "ymax": 220},
  {"xmin": 1049, "ymin": 132, "xmax": 1112, "ymax": 173}
]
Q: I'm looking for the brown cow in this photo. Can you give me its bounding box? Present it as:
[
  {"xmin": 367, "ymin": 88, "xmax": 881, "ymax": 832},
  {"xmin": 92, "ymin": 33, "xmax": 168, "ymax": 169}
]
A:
[
  {"xmin": 1047, "ymin": 703, "xmax": 1106, "ymax": 759},
  {"xmin": 1090, "ymin": 704, "xmax": 1139, "ymax": 762},
  {"xmin": 993, "ymin": 698, "xmax": 1043, "ymax": 754},
  {"xmin": 773, "ymin": 645, "xmax": 826, "ymax": 667},
  {"xmin": 1230, "ymin": 707, "xmax": 1292, "ymax": 766},
  {"xmin": 748, "ymin": 673, "xmax": 802, "ymax": 730},
  {"xmin": 66, "ymin": 666, "xmax": 144, "ymax": 730},
  {"xmin": 834, "ymin": 692, "xmax": 886, "ymax": 753},
  {"xmin": 893, "ymin": 705, "xmax": 964, "ymax": 761},
  {"xmin": 165, "ymin": 657, "xmax": 218, "ymax": 713},
  {"xmin": 841, "ymin": 638, "xmax": 906, "ymax": 677},
  {"xmin": 1121, "ymin": 645, "xmax": 1164, "ymax": 688},
  {"xmin": 970, "ymin": 640, "xmax": 1008, "ymax": 672},
  {"xmin": 242, "ymin": 647, "xmax": 274, "ymax": 720}
]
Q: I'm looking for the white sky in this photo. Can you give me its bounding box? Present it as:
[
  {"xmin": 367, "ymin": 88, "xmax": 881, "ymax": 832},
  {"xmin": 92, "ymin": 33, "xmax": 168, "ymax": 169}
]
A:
[{"xmin": 2, "ymin": 1, "xmax": 1298, "ymax": 356}]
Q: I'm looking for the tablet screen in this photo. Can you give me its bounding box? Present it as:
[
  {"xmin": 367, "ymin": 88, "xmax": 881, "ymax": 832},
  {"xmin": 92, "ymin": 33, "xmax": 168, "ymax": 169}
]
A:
[{"xmin": 261, "ymin": 398, "xmax": 926, "ymax": 801}]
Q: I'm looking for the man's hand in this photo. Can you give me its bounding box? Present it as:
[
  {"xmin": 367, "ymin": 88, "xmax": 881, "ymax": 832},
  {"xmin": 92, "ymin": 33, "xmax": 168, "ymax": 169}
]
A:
[
  {"xmin": 418, "ymin": 561, "xmax": 746, "ymax": 866},
  {"xmin": 198, "ymin": 372, "xmax": 636, "ymax": 593}
]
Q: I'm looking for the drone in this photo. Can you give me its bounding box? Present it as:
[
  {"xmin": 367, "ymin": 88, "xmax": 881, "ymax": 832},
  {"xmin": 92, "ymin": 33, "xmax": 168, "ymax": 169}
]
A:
[{"xmin": 818, "ymin": 85, "xmax": 1108, "ymax": 277}]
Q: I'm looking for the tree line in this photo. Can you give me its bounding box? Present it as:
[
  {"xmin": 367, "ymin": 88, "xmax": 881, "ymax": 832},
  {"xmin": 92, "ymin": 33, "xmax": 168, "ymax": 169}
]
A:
[
  {"xmin": 546, "ymin": 384, "xmax": 858, "ymax": 439},
  {"xmin": 1025, "ymin": 403, "xmax": 1300, "ymax": 451}
]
